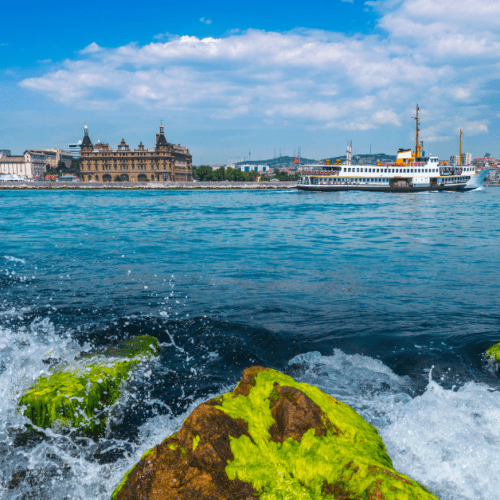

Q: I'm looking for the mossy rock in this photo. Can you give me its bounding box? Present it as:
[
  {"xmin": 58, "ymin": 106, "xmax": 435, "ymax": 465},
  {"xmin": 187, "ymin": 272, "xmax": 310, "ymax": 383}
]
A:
[
  {"xmin": 19, "ymin": 335, "xmax": 159, "ymax": 437},
  {"xmin": 112, "ymin": 366, "xmax": 438, "ymax": 500},
  {"xmin": 485, "ymin": 343, "xmax": 500, "ymax": 367}
]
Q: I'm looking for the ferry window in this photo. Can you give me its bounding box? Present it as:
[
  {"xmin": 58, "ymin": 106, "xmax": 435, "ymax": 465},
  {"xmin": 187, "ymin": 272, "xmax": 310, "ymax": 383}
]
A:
[{"xmin": 356, "ymin": 168, "xmax": 359, "ymax": 172}]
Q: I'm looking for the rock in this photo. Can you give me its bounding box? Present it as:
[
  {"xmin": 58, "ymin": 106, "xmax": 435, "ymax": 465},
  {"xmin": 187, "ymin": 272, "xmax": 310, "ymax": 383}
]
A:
[
  {"xmin": 485, "ymin": 343, "xmax": 500, "ymax": 367},
  {"xmin": 112, "ymin": 366, "xmax": 438, "ymax": 500},
  {"xmin": 18, "ymin": 335, "xmax": 159, "ymax": 437}
]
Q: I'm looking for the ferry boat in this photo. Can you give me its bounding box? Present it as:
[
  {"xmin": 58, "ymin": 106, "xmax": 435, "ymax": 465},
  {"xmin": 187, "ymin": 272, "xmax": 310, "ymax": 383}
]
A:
[{"xmin": 297, "ymin": 106, "xmax": 489, "ymax": 193}]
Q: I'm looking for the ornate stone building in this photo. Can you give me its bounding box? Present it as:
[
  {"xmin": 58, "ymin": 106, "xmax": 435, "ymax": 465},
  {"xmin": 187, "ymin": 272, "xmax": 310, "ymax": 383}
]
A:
[{"xmin": 79, "ymin": 124, "xmax": 192, "ymax": 182}]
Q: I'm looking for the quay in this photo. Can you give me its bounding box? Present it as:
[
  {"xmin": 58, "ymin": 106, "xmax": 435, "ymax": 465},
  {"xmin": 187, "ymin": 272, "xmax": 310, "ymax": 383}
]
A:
[{"xmin": 0, "ymin": 181, "xmax": 297, "ymax": 190}]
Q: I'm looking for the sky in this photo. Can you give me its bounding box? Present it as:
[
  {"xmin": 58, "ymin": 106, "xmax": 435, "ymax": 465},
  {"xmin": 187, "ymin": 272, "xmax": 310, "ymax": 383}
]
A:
[{"xmin": 1, "ymin": 0, "xmax": 500, "ymax": 164}]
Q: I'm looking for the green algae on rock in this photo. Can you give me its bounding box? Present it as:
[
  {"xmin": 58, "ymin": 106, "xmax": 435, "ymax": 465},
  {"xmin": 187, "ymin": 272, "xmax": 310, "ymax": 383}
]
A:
[
  {"xmin": 111, "ymin": 366, "xmax": 439, "ymax": 500},
  {"xmin": 485, "ymin": 343, "xmax": 500, "ymax": 367},
  {"xmin": 19, "ymin": 335, "xmax": 159, "ymax": 437}
]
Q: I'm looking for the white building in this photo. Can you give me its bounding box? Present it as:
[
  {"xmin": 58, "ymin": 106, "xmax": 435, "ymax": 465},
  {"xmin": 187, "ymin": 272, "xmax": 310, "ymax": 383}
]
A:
[
  {"xmin": 0, "ymin": 150, "xmax": 47, "ymax": 179},
  {"xmin": 69, "ymin": 140, "xmax": 82, "ymax": 159},
  {"xmin": 461, "ymin": 152, "xmax": 472, "ymax": 165},
  {"xmin": 449, "ymin": 155, "xmax": 460, "ymax": 166},
  {"xmin": 236, "ymin": 164, "xmax": 271, "ymax": 172}
]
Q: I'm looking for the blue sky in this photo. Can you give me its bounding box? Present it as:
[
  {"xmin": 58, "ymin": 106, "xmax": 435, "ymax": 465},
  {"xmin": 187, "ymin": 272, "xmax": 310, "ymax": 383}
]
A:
[{"xmin": 2, "ymin": 0, "xmax": 500, "ymax": 164}]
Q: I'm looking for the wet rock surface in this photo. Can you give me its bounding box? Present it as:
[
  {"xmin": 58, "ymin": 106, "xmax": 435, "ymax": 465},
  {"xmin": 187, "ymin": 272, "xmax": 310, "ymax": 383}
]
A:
[
  {"xmin": 18, "ymin": 335, "xmax": 159, "ymax": 437},
  {"xmin": 112, "ymin": 366, "xmax": 439, "ymax": 500}
]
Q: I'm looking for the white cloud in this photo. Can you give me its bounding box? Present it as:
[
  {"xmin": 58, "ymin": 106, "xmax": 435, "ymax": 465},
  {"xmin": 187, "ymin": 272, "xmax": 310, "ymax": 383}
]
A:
[
  {"xmin": 199, "ymin": 17, "xmax": 212, "ymax": 25},
  {"xmin": 80, "ymin": 42, "xmax": 102, "ymax": 54},
  {"xmin": 19, "ymin": 0, "xmax": 500, "ymax": 140}
]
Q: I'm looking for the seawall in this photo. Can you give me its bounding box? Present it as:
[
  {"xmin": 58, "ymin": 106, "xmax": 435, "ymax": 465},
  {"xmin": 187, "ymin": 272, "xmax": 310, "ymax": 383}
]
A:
[{"xmin": 0, "ymin": 181, "xmax": 297, "ymax": 190}]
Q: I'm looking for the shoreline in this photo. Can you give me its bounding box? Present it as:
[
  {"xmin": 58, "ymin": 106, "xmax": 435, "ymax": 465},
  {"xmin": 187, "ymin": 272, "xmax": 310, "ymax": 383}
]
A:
[{"xmin": 0, "ymin": 181, "xmax": 298, "ymax": 190}]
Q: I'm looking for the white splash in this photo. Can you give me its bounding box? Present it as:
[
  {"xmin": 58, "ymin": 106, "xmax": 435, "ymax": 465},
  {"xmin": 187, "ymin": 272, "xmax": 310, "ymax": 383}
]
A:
[
  {"xmin": 4, "ymin": 256, "xmax": 26, "ymax": 264},
  {"xmin": 288, "ymin": 349, "xmax": 500, "ymax": 500}
]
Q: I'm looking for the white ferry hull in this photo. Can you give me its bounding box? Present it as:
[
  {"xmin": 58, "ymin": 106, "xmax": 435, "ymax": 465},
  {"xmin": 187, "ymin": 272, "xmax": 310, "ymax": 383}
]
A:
[
  {"xmin": 297, "ymin": 183, "xmax": 479, "ymax": 193},
  {"xmin": 297, "ymin": 165, "xmax": 488, "ymax": 194}
]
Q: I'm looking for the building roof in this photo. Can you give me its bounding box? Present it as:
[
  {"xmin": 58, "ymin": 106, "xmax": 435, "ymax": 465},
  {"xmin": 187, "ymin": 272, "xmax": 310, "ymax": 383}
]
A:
[{"xmin": 0, "ymin": 156, "xmax": 25, "ymax": 163}]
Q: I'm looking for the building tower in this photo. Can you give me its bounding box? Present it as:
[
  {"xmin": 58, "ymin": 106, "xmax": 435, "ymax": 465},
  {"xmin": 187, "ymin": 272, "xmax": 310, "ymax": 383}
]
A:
[
  {"xmin": 155, "ymin": 123, "xmax": 168, "ymax": 152},
  {"xmin": 80, "ymin": 124, "xmax": 93, "ymax": 153}
]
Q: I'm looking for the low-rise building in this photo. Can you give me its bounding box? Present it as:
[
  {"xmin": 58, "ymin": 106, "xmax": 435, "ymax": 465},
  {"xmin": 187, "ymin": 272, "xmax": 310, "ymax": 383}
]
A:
[
  {"xmin": 57, "ymin": 174, "xmax": 80, "ymax": 182},
  {"xmin": 488, "ymin": 167, "xmax": 500, "ymax": 183},
  {"xmin": 0, "ymin": 150, "xmax": 47, "ymax": 178},
  {"xmin": 236, "ymin": 164, "xmax": 271, "ymax": 173}
]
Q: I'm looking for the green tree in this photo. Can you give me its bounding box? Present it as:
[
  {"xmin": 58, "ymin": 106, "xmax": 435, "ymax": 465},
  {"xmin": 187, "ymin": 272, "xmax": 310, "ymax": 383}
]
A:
[{"xmin": 193, "ymin": 165, "xmax": 214, "ymax": 181}]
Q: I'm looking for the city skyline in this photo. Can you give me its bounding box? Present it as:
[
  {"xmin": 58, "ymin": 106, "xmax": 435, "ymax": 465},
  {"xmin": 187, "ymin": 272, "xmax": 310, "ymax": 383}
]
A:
[{"xmin": 1, "ymin": 0, "xmax": 500, "ymax": 164}]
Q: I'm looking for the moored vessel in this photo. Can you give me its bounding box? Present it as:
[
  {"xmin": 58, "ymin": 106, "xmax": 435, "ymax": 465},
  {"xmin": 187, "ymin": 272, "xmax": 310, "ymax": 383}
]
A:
[{"xmin": 297, "ymin": 106, "xmax": 489, "ymax": 193}]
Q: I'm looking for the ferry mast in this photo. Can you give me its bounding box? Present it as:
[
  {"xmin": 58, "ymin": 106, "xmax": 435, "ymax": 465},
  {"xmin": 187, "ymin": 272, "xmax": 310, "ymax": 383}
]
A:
[{"xmin": 412, "ymin": 104, "xmax": 421, "ymax": 157}]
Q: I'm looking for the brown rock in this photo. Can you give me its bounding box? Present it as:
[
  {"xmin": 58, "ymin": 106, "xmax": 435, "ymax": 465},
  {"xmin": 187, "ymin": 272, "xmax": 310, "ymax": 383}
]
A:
[
  {"xmin": 268, "ymin": 385, "xmax": 339, "ymax": 443},
  {"xmin": 115, "ymin": 402, "xmax": 258, "ymax": 500}
]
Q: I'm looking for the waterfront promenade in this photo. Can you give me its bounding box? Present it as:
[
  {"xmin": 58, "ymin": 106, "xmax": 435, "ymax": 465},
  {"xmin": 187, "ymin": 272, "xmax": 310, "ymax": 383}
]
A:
[{"xmin": 0, "ymin": 180, "xmax": 297, "ymax": 190}]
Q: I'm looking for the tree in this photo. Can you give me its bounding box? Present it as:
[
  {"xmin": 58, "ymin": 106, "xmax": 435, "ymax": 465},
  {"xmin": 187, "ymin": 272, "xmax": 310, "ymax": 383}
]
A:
[{"xmin": 193, "ymin": 165, "xmax": 214, "ymax": 181}]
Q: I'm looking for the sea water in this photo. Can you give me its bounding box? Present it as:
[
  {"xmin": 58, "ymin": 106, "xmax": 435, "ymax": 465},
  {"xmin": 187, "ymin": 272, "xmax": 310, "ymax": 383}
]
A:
[{"xmin": 1, "ymin": 188, "xmax": 500, "ymax": 499}]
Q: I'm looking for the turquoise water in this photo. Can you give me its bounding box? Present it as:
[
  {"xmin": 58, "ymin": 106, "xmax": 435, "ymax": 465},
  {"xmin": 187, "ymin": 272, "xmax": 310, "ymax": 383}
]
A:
[{"xmin": 1, "ymin": 188, "xmax": 500, "ymax": 499}]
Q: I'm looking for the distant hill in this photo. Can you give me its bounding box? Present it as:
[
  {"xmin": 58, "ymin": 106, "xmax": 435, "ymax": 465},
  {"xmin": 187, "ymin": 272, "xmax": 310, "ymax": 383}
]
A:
[
  {"xmin": 235, "ymin": 153, "xmax": 396, "ymax": 167},
  {"xmin": 235, "ymin": 156, "xmax": 317, "ymax": 166},
  {"xmin": 325, "ymin": 153, "xmax": 397, "ymax": 164}
]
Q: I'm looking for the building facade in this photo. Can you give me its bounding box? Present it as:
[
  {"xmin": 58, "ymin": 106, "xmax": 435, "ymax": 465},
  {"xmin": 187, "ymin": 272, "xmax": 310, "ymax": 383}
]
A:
[
  {"xmin": 68, "ymin": 140, "xmax": 82, "ymax": 159},
  {"xmin": 36, "ymin": 149, "xmax": 73, "ymax": 169},
  {"xmin": 79, "ymin": 125, "xmax": 192, "ymax": 182},
  {"xmin": 461, "ymin": 152, "xmax": 472, "ymax": 166},
  {"xmin": 449, "ymin": 155, "xmax": 460, "ymax": 166},
  {"xmin": 236, "ymin": 164, "xmax": 270, "ymax": 172},
  {"xmin": 0, "ymin": 150, "xmax": 47, "ymax": 178}
]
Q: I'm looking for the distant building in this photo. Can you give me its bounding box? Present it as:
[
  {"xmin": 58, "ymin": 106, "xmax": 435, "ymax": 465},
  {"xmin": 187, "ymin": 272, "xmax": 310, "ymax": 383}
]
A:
[
  {"xmin": 0, "ymin": 150, "xmax": 11, "ymax": 159},
  {"xmin": 236, "ymin": 164, "xmax": 270, "ymax": 173},
  {"xmin": 488, "ymin": 167, "xmax": 500, "ymax": 183},
  {"xmin": 69, "ymin": 140, "xmax": 82, "ymax": 159},
  {"xmin": 0, "ymin": 150, "xmax": 47, "ymax": 178},
  {"xmin": 34, "ymin": 149, "xmax": 73, "ymax": 169},
  {"xmin": 449, "ymin": 155, "xmax": 460, "ymax": 166},
  {"xmin": 57, "ymin": 174, "xmax": 80, "ymax": 182},
  {"xmin": 79, "ymin": 124, "xmax": 192, "ymax": 182},
  {"xmin": 461, "ymin": 152, "xmax": 472, "ymax": 165},
  {"xmin": 472, "ymin": 156, "xmax": 497, "ymax": 169}
]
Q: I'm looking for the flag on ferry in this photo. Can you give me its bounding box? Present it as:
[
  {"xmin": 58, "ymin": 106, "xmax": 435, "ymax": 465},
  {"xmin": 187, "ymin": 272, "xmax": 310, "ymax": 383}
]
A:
[{"xmin": 293, "ymin": 157, "xmax": 299, "ymax": 163}]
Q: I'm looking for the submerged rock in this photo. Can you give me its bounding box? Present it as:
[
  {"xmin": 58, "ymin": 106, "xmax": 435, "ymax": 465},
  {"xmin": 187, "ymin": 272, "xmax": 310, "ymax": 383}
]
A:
[
  {"xmin": 18, "ymin": 335, "xmax": 159, "ymax": 437},
  {"xmin": 485, "ymin": 343, "xmax": 500, "ymax": 367},
  {"xmin": 112, "ymin": 366, "xmax": 438, "ymax": 500}
]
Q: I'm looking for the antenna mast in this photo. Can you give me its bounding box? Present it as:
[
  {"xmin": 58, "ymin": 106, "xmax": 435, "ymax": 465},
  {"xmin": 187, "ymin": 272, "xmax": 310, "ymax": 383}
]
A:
[
  {"xmin": 459, "ymin": 129, "xmax": 463, "ymax": 166},
  {"xmin": 346, "ymin": 140, "xmax": 352, "ymax": 166},
  {"xmin": 412, "ymin": 104, "xmax": 421, "ymax": 157}
]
